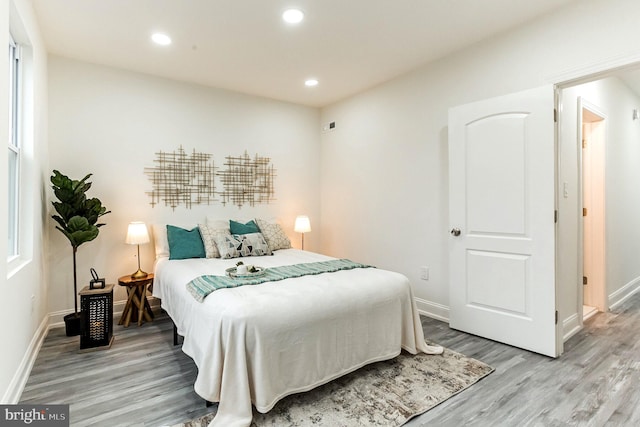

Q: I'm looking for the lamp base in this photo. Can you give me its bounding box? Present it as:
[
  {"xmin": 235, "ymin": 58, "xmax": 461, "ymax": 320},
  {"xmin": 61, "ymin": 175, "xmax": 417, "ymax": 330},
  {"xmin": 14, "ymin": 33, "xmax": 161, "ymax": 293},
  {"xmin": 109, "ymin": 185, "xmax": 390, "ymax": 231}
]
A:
[{"xmin": 131, "ymin": 269, "xmax": 148, "ymax": 280}]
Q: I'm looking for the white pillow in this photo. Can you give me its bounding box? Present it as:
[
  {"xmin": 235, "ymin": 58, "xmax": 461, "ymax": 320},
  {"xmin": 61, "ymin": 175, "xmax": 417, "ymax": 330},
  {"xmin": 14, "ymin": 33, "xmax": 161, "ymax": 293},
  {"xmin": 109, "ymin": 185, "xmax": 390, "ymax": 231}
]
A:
[
  {"xmin": 152, "ymin": 224, "xmax": 170, "ymax": 259},
  {"xmin": 206, "ymin": 217, "xmax": 231, "ymax": 230},
  {"xmin": 198, "ymin": 223, "xmax": 230, "ymax": 258},
  {"xmin": 255, "ymin": 218, "xmax": 291, "ymax": 251}
]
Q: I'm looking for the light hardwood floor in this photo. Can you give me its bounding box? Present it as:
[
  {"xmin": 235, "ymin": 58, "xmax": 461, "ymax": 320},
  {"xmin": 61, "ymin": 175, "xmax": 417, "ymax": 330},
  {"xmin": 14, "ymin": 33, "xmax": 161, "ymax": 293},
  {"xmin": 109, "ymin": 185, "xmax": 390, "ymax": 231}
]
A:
[{"xmin": 20, "ymin": 293, "xmax": 640, "ymax": 426}]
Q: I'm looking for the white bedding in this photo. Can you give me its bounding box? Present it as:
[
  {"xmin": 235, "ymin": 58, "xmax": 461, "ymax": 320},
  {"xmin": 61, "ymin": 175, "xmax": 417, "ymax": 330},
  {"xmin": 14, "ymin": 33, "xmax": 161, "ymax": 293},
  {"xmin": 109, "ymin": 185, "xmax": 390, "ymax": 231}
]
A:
[{"xmin": 153, "ymin": 249, "xmax": 440, "ymax": 427}]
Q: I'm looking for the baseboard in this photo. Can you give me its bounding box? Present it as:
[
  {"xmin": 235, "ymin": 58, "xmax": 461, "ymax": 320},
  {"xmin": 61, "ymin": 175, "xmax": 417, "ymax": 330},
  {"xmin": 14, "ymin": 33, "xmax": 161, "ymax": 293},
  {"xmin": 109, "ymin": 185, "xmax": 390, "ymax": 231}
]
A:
[
  {"xmin": 48, "ymin": 296, "xmax": 162, "ymax": 329},
  {"xmin": 4, "ymin": 296, "xmax": 163, "ymax": 403},
  {"xmin": 609, "ymin": 276, "xmax": 640, "ymax": 310},
  {"xmin": 2, "ymin": 315, "xmax": 49, "ymax": 404},
  {"xmin": 414, "ymin": 297, "xmax": 450, "ymax": 323},
  {"xmin": 562, "ymin": 312, "xmax": 581, "ymax": 343}
]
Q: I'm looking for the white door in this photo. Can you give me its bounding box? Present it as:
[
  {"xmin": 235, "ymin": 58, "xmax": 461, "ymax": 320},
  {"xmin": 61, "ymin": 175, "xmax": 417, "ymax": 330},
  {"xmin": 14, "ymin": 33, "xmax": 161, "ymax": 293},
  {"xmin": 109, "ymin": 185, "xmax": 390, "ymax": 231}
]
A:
[{"xmin": 448, "ymin": 85, "xmax": 558, "ymax": 357}]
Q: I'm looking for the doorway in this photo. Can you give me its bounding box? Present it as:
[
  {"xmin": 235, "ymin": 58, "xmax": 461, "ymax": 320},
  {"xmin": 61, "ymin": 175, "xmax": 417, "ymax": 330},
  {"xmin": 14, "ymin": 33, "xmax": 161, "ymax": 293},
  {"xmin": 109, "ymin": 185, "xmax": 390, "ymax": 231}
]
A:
[{"xmin": 579, "ymin": 98, "xmax": 606, "ymax": 322}]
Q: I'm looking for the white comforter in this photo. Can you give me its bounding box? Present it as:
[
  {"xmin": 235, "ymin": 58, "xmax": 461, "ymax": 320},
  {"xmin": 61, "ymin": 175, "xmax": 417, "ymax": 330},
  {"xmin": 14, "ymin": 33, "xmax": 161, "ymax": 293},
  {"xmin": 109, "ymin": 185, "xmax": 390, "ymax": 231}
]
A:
[{"xmin": 153, "ymin": 249, "xmax": 439, "ymax": 427}]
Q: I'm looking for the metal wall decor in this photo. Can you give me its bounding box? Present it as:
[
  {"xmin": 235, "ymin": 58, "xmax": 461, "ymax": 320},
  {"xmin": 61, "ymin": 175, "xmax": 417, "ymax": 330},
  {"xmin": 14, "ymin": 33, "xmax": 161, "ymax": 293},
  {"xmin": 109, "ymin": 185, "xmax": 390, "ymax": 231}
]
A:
[
  {"xmin": 217, "ymin": 151, "xmax": 276, "ymax": 207},
  {"xmin": 145, "ymin": 146, "xmax": 217, "ymax": 210},
  {"xmin": 145, "ymin": 147, "xmax": 276, "ymax": 209}
]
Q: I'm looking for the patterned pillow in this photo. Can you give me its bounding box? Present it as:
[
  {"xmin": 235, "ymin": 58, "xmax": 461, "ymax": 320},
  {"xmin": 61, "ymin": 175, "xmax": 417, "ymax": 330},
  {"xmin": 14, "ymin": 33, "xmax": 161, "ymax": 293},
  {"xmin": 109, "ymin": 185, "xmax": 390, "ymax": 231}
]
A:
[
  {"xmin": 255, "ymin": 218, "xmax": 291, "ymax": 251},
  {"xmin": 214, "ymin": 232, "xmax": 272, "ymax": 259},
  {"xmin": 198, "ymin": 224, "xmax": 230, "ymax": 258}
]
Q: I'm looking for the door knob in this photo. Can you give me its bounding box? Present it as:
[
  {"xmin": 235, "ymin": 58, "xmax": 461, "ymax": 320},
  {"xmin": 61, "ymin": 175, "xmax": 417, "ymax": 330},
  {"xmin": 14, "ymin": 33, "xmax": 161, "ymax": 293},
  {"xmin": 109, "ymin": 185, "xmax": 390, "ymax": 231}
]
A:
[{"xmin": 450, "ymin": 228, "xmax": 461, "ymax": 236}]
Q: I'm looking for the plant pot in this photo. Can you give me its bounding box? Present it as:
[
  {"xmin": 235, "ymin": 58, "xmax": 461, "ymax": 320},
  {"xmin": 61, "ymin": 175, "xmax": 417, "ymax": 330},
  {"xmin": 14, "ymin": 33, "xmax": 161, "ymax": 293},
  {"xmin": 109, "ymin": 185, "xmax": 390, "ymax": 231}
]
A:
[{"xmin": 64, "ymin": 313, "xmax": 82, "ymax": 337}]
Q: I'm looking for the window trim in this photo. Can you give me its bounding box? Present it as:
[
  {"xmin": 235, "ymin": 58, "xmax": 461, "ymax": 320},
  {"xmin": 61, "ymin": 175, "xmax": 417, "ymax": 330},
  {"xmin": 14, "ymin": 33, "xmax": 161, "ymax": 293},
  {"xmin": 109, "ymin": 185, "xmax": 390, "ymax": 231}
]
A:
[{"xmin": 8, "ymin": 34, "xmax": 21, "ymax": 261}]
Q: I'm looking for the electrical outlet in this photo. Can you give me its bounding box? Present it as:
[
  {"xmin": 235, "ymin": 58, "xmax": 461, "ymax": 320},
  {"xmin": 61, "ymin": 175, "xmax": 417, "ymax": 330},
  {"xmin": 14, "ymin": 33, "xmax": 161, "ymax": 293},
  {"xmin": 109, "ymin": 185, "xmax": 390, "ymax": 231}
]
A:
[{"xmin": 420, "ymin": 266, "xmax": 429, "ymax": 281}]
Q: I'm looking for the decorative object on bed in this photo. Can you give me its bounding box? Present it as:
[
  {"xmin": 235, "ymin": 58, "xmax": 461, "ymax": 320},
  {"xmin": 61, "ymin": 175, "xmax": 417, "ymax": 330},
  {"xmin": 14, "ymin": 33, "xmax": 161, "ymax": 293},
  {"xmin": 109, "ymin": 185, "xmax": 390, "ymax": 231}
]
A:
[
  {"xmin": 167, "ymin": 225, "xmax": 206, "ymax": 260},
  {"xmin": 229, "ymin": 219, "xmax": 260, "ymax": 234},
  {"xmin": 125, "ymin": 222, "xmax": 150, "ymax": 279},
  {"xmin": 216, "ymin": 151, "xmax": 276, "ymax": 208},
  {"xmin": 145, "ymin": 146, "xmax": 217, "ymax": 210},
  {"xmin": 197, "ymin": 223, "xmax": 230, "ymax": 258},
  {"xmin": 213, "ymin": 232, "xmax": 272, "ymax": 260},
  {"xmin": 254, "ymin": 218, "xmax": 291, "ymax": 251},
  {"xmin": 226, "ymin": 264, "xmax": 266, "ymax": 278},
  {"xmin": 294, "ymin": 215, "xmax": 311, "ymax": 249},
  {"xmin": 50, "ymin": 170, "xmax": 110, "ymax": 337},
  {"xmin": 187, "ymin": 258, "xmax": 372, "ymax": 302},
  {"xmin": 170, "ymin": 346, "xmax": 494, "ymax": 427}
]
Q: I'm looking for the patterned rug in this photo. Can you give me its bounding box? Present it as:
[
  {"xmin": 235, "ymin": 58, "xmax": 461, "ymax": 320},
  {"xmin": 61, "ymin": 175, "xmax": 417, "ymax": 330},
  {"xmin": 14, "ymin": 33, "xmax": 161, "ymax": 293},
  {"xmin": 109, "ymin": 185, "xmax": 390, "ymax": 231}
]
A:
[{"xmin": 171, "ymin": 346, "xmax": 494, "ymax": 427}]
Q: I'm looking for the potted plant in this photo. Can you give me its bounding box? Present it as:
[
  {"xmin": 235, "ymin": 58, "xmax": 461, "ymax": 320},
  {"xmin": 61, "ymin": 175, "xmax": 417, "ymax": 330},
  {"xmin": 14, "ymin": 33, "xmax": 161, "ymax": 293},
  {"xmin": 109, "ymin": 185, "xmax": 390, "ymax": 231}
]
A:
[{"xmin": 51, "ymin": 170, "xmax": 110, "ymax": 336}]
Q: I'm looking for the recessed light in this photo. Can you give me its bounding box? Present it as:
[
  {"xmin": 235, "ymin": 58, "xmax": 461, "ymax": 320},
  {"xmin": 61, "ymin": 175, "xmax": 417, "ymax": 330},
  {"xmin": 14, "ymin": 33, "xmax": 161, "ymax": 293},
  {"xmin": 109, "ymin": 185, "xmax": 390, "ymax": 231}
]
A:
[
  {"xmin": 282, "ymin": 9, "xmax": 304, "ymax": 24},
  {"xmin": 151, "ymin": 33, "xmax": 172, "ymax": 46},
  {"xmin": 305, "ymin": 79, "xmax": 319, "ymax": 87}
]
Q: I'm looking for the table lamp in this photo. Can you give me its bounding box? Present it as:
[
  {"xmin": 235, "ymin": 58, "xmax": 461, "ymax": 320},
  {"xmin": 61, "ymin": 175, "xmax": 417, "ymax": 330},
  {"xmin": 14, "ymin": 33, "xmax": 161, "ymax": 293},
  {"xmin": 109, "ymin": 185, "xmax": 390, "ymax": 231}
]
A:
[
  {"xmin": 126, "ymin": 221, "xmax": 150, "ymax": 279},
  {"xmin": 294, "ymin": 215, "xmax": 311, "ymax": 250}
]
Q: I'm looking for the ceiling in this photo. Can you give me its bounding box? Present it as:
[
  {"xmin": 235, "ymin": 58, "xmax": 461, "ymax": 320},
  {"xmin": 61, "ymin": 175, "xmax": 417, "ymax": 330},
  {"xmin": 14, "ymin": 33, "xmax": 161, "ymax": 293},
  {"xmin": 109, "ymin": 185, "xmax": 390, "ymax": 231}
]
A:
[{"xmin": 32, "ymin": 0, "xmax": 578, "ymax": 107}]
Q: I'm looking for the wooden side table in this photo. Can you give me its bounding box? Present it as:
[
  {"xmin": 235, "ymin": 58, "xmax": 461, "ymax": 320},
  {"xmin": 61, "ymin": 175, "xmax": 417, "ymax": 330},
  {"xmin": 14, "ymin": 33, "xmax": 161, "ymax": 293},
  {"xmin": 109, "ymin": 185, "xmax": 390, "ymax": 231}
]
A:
[{"xmin": 118, "ymin": 273, "xmax": 155, "ymax": 327}]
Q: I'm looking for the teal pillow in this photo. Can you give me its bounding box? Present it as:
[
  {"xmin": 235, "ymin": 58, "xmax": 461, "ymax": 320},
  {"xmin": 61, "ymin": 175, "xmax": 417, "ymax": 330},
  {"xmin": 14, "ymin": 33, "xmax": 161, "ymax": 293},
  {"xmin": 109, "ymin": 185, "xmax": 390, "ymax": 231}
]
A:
[
  {"xmin": 167, "ymin": 225, "xmax": 206, "ymax": 260},
  {"xmin": 229, "ymin": 219, "xmax": 260, "ymax": 235}
]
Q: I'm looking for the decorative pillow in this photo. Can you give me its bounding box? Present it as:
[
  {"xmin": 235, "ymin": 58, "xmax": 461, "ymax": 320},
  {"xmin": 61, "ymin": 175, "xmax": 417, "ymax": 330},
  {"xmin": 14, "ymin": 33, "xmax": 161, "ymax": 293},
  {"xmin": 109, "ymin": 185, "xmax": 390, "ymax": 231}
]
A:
[
  {"xmin": 152, "ymin": 223, "xmax": 194, "ymax": 259},
  {"xmin": 229, "ymin": 219, "xmax": 260, "ymax": 235},
  {"xmin": 206, "ymin": 218, "xmax": 230, "ymax": 231},
  {"xmin": 214, "ymin": 232, "xmax": 272, "ymax": 259},
  {"xmin": 198, "ymin": 224, "xmax": 230, "ymax": 258},
  {"xmin": 255, "ymin": 218, "xmax": 291, "ymax": 251},
  {"xmin": 152, "ymin": 224, "xmax": 170, "ymax": 259},
  {"xmin": 167, "ymin": 225, "xmax": 206, "ymax": 260}
]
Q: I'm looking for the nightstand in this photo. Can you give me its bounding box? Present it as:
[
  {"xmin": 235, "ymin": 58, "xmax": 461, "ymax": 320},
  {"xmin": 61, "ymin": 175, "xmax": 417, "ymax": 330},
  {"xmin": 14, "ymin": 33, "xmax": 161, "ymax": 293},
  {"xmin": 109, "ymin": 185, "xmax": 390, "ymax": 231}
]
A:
[{"xmin": 118, "ymin": 273, "xmax": 155, "ymax": 327}]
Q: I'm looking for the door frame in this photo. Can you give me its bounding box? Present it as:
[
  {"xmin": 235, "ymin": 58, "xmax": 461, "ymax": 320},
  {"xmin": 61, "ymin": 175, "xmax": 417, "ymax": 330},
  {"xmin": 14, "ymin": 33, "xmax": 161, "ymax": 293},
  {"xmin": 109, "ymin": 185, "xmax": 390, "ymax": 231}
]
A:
[
  {"xmin": 577, "ymin": 98, "xmax": 607, "ymax": 323},
  {"xmin": 553, "ymin": 58, "xmax": 640, "ymax": 343}
]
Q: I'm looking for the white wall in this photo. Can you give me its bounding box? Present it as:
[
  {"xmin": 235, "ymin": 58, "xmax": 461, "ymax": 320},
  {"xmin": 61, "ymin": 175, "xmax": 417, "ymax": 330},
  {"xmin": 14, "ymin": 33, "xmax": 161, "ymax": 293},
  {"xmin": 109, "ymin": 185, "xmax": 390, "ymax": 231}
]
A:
[
  {"xmin": 0, "ymin": 0, "xmax": 49, "ymax": 403},
  {"xmin": 558, "ymin": 77, "xmax": 640, "ymax": 332},
  {"xmin": 320, "ymin": 0, "xmax": 640, "ymax": 326},
  {"xmin": 47, "ymin": 56, "xmax": 321, "ymax": 319}
]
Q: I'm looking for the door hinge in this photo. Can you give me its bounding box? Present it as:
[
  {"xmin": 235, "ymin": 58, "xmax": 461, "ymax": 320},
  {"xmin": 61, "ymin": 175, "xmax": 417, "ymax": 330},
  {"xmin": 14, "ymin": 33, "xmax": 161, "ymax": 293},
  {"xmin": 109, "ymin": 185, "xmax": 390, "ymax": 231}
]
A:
[
  {"xmin": 555, "ymin": 310, "xmax": 558, "ymax": 325},
  {"xmin": 554, "ymin": 108, "xmax": 558, "ymax": 123},
  {"xmin": 583, "ymin": 276, "xmax": 588, "ymax": 285},
  {"xmin": 583, "ymin": 207, "xmax": 587, "ymax": 217},
  {"xmin": 554, "ymin": 210, "xmax": 558, "ymax": 223}
]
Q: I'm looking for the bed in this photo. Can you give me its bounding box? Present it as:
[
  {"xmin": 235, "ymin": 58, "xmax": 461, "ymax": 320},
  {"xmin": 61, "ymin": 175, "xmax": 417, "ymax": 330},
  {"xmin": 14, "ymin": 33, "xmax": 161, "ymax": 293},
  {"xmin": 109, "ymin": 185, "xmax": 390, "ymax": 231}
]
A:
[{"xmin": 153, "ymin": 225, "xmax": 441, "ymax": 427}]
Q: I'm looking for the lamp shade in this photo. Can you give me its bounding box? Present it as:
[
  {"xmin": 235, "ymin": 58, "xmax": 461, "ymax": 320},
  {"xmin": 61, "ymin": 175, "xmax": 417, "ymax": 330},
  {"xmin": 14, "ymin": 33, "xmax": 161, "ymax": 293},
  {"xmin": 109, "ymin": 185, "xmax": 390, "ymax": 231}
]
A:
[
  {"xmin": 126, "ymin": 222, "xmax": 150, "ymax": 245},
  {"xmin": 294, "ymin": 215, "xmax": 311, "ymax": 233}
]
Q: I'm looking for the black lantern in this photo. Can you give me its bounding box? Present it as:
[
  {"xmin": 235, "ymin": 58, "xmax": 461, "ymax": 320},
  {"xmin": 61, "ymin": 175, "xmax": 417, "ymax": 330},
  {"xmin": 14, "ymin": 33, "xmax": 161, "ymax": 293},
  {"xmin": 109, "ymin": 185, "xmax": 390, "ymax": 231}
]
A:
[{"xmin": 79, "ymin": 284, "xmax": 114, "ymax": 350}]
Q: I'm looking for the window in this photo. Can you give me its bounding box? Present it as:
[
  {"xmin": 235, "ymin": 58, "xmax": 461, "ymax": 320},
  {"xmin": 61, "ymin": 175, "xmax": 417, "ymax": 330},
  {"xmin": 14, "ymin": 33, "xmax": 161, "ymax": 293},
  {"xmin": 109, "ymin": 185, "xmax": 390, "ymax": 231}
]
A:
[{"xmin": 8, "ymin": 35, "xmax": 20, "ymax": 259}]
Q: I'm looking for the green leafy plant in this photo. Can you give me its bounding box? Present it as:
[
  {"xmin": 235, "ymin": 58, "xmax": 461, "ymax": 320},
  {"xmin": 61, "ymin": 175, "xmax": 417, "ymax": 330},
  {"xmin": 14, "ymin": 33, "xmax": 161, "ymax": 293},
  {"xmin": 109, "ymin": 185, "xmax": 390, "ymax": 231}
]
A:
[{"xmin": 51, "ymin": 170, "xmax": 110, "ymax": 316}]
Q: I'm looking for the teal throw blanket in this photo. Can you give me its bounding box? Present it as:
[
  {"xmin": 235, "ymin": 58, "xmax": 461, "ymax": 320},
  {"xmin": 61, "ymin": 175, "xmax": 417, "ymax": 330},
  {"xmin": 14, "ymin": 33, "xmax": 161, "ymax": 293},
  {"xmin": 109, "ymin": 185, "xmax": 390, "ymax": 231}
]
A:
[{"xmin": 186, "ymin": 259, "xmax": 373, "ymax": 302}]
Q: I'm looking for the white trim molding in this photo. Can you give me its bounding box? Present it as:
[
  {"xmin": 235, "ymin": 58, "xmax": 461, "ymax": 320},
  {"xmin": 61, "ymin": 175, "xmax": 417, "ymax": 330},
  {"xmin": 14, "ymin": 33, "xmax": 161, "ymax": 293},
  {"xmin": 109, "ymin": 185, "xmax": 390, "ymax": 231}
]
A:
[
  {"xmin": 548, "ymin": 48, "xmax": 640, "ymax": 87},
  {"xmin": 2, "ymin": 315, "xmax": 48, "ymax": 404},
  {"xmin": 414, "ymin": 297, "xmax": 449, "ymax": 323},
  {"xmin": 562, "ymin": 312, "xmax": 581, "ymax": 343},
  {"xmin": 609, "ymin": 276, "xmax": 640, "ymax": 311}
]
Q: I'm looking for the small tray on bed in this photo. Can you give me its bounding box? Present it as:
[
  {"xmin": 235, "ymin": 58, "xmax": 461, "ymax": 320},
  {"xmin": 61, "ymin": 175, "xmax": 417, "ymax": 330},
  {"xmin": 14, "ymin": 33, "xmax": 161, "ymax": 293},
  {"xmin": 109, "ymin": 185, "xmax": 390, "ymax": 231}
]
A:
[{"xmin": 225, "ymin": 266, "xmax": 267, "ymax": 279}]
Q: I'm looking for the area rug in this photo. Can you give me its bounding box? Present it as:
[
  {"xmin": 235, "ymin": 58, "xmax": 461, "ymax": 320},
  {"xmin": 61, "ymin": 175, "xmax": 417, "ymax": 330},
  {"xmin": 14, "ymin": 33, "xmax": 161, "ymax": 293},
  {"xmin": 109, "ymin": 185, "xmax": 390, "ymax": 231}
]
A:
[{"xmin": 171, "ymin": 346, "xmax": 494, "ymax": 427}]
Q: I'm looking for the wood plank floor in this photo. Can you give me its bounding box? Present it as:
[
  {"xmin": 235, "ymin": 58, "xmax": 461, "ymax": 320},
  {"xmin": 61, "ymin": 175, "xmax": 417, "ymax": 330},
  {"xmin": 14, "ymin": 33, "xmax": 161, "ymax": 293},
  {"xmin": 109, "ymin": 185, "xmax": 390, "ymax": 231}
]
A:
[{"xmin": 20, "ymin": 292, "xmax": 640, "ymax": 426}]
